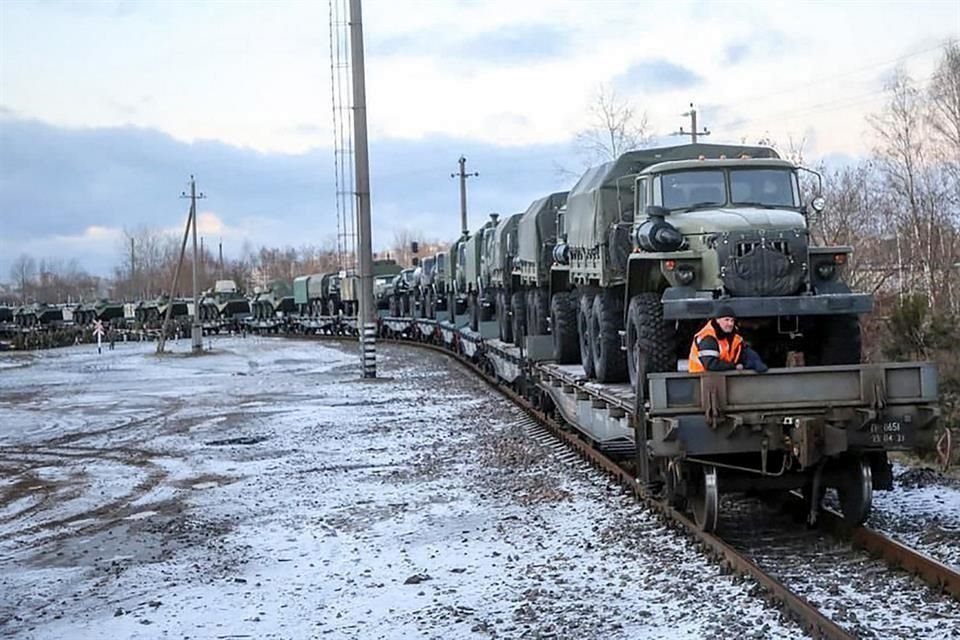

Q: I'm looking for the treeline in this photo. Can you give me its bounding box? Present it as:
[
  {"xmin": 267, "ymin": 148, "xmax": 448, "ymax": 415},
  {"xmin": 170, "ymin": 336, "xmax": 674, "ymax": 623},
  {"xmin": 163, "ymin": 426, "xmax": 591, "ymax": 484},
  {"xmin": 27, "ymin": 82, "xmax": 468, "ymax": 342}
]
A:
[{"xmin": 4, "ymin": 227, "xmax": 440, "ymax": 305}]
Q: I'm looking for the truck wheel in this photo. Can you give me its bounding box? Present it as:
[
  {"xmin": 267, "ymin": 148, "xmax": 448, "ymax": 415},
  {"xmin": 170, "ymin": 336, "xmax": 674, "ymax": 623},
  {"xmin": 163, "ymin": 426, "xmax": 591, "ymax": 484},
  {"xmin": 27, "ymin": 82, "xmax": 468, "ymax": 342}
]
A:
[
  {"xmin": 550, "ymin": 291, "xmax": 579, "ymax": 364},
  {"xmin": 497, "ymin": 290, "xmax": 512, "ymax": 343},
  {"xmin": 511, "ymin": 291, "xmax": 526, "ymax": 348},
  {"xmin": 626, "ymin": 293, "xmax": 677, "ymax": 391},
  {"xmin": 591, "ymin": 290, "xmax": 627, "ymax": 383},
  {"xmin": 578, "ymin": 291, "xmax": 596, "ymax": 378},
  {"xmin": 469, "ymin": 293, "xmax": 479, "ymax": 332},
  {"xmin": 807, "ymin": 314, "xmax": 861, "ymax": 365}
]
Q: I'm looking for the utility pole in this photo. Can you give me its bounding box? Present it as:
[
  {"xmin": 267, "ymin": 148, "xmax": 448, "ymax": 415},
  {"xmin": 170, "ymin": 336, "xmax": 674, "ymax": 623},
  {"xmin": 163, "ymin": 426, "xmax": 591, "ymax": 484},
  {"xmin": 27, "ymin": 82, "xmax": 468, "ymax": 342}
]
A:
[
  {"xmin": 451, "ymin": 156, "xmax": 478, "ymax": 235},
  {"xmin": 672, "ymin": 103, "xmax": 711, "ymax": 144},
  {"xmin": 350, "ymin": 0, "xmax": 376, "ymax": 378},
  {"xmin": 180, "ymin": 176, "xmax": 205, "ymax": 353},
  {"xmin": 219, "ymin": 238, "xmax": 224, "ymax": 279}
]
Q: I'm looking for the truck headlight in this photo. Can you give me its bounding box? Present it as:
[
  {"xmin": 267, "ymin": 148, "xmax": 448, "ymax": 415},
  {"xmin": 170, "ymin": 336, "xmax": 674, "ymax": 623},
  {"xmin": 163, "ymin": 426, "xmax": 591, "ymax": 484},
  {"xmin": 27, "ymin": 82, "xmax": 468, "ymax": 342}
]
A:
[
  {"xmin": 675, "ymin": 264, "xmax": 696, "ymax": 285},
  {"xmin": 816, "ymin": 262, "xmax": 836, "ymax": 280}
]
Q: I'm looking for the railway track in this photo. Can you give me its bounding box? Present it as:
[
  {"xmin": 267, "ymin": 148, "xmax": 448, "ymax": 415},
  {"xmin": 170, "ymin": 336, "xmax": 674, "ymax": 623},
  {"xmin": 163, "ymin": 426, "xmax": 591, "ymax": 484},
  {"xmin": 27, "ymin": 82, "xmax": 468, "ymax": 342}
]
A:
[{"xmin": 288, "ymin": 316, "xmax": 960, "ymax": 640}]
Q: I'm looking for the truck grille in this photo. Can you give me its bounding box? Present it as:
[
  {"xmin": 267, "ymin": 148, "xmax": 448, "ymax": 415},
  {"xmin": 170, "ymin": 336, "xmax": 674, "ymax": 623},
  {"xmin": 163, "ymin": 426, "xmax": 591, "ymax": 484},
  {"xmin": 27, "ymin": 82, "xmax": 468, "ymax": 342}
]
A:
[{"xmin": 714, "ymin": 230, "xmax": 807, "ymax": 297}]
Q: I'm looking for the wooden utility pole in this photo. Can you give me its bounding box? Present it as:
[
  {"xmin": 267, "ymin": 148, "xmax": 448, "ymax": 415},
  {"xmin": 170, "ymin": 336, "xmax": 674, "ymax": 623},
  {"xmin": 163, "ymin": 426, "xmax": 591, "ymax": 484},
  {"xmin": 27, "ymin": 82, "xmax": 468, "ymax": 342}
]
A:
[
  {"xmin": 350, "ymin": 0, "xmax": 376, "ymax": 378},
  {"xmin": 451, "ymin": 156, "xmax": 479, "ymax": 235},
  {"xmin": 672, "ymin": 103, "xmax": 711, "ymax": 143},
  {"xmin": 180, "ymin": 176, "xmax": 205, "ymax": 353}
]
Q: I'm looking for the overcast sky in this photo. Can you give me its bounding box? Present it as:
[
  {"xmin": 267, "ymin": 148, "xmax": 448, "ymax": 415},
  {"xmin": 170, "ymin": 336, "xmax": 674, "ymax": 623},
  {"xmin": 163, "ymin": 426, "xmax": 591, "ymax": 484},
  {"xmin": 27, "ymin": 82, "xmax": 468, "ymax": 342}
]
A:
[{"xmin": 1, "ymin": 0, "xmax": 958, "ymax": 278}]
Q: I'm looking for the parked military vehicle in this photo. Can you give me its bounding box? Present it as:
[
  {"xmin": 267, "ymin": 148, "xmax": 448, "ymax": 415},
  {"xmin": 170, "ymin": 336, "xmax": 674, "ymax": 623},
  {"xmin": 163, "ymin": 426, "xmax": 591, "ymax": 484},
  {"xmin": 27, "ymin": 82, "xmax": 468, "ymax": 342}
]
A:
[
  {"xmin": 251, "ymin": 280, "xmax": 295, "ymax": 324},
  {"xmin": 414, "ymin": 255, "xmax": 436, "ymax": 318},
  {"xmin": 135, "ymin": 296, "xmax": 190, "ymax": 329},
  {"xmin": 512, "ymin": 191, "xmax": 570, "ymax": 354},
  {"xmin": 210, "ymin": 280, "xmax": 250, "ymax": 324},
  {"xmin": 550, "ymin": 142, "xmax": 871, "ymax": 383},
  {"xmin": 388, "ymin": 268, "xmax": 417, "ymax": 317},
  {"xmin": 428, "ymin": 251, "xmax": 449, "ymax": 317},
  {"xmin": 73, "ymin": 299, "xmax": 125, "ymax": 327},
  {"xmin": 445, "ymin": 237, "xmax": 468, "ymax": 317},
  {"xmin": 15, "ymin": 304, "xmax": 63, "ymax": 328},
  {"xmin": 0, "ymin": 306, "xmax": 13, "ymax": 324},
  {"xmin": 486, "ymin": 212, "xmax": 523, "ymax": 344},
  {"xmin": 374, "ymin": 275, "xmax": 394, "ymax": 310},
  {"xmin": 460, "ymin": 214, "xmax": 500, "ymax": 331},
  {"xmin": 293, "ymin": 272, "xmax": 342, "ymax": 316}
]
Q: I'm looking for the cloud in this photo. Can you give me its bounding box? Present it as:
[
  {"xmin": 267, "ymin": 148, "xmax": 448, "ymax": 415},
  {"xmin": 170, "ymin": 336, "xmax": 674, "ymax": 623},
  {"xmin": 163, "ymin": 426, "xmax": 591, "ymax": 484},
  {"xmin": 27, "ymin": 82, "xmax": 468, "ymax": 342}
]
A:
[
  {"xmin": 723, "ymin": 31, "xmax": 789, "ymax": 65},
  {"xmin": 373, "ymin": 23, "xmax": 571, "ymax": 65},
  {"xmin": 614, "ymin": 60, "xmax": 703, "ymax": 93},
  {"xmin": 0, "ymin": 117, "xmax": 582, "ymax": 280}
]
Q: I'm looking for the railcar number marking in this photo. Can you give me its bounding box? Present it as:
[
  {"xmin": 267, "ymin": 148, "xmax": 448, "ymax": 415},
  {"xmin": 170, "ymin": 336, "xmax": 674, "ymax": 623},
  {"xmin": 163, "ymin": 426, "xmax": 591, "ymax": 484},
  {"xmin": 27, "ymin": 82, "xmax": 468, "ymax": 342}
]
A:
[{"xmin": 870, "ymin": 421, "xmax": 905, "ymax": 445}]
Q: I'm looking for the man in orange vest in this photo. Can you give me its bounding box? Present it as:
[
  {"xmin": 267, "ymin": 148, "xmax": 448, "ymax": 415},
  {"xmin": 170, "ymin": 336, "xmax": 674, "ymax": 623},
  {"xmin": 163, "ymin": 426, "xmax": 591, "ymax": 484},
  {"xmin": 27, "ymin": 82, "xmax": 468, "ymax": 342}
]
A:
[{"xmin": 689, "ymin": 306, "xmax": 768, "ymax": 373}]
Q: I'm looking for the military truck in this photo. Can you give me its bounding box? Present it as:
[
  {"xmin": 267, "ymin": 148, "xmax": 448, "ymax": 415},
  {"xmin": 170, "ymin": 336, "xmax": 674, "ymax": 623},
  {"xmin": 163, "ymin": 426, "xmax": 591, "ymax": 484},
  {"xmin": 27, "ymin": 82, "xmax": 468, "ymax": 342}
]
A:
[
  {"xmin": 460, "ymin": 214, "xmax": 500, "ymax": 331},
  {"xmin": 551, "ymin": 142, "xmax": 871, "ymax": 383},
  {"xmin": 444, "ymin": 237, "xmax": 468, "ymax": 317},
  {"xmin": 512, "ymin": 192, "xmax": 569, "ymax": 351},
  {"xmin": 414, "ymin": 255, "xmax": 436, "ymax": 318},
  {"xmin": 486, "ymin": 212, "xmax": 523, "ymax": 344},
  {"xmin": 388, "ymin": 268, "xmax": 417, "ymax": 317},
  {"xmin": 293, "ymin": 272, "xmax": 342, "ymax": 317}
]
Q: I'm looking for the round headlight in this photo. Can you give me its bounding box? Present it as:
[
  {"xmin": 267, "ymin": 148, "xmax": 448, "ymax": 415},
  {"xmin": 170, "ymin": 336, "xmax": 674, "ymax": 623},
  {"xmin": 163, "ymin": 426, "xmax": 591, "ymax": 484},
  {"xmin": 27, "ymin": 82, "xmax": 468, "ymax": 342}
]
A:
[
  {"xmin": 811, "ymin": 196, "xmax": 826, "ymax": 213},
  {"xmin": 816, "ymin": 262, "xmax": 836, "ymax": 280},
  {"xmin": 675, "ymin": 264, "xmax": 696, "ymax": 285}
]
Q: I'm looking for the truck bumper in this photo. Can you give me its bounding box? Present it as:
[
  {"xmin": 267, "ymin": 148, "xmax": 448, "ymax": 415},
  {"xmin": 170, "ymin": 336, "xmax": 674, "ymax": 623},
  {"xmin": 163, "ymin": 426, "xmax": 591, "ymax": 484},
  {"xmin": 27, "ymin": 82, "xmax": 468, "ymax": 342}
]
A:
[{"xmin": 661, "ymin": 288, "xmax": 873, "ymax": 320}]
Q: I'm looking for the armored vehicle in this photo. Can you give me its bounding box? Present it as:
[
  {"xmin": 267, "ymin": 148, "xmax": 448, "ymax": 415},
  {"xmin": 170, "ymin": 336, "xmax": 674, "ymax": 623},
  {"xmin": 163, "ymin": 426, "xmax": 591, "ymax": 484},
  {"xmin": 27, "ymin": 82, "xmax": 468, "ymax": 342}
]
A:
[
  {"xmin": 551, "ymin": 142, "xmax": 870, "ymax": 384},
  {"xmin": 251, "ymin": 280, "xmax": 295, "ymax": 324},
  {"xmin": 210, "ymin": 280, "xmax": 250, "ymax": 324},
  {"xmin": 460, "ymin": 214, "xmax": 500, "ymax": 331},
  {"xmin": 15, "ymin": 304, "xmax": 63, "ymax": 328},
  {"xmin": 485, "ymin": 213, "xmax": 523, "ymax": 344},
  {"xmin": 73, "ymin": 300, "xmax": 125, "ymax": 327}
]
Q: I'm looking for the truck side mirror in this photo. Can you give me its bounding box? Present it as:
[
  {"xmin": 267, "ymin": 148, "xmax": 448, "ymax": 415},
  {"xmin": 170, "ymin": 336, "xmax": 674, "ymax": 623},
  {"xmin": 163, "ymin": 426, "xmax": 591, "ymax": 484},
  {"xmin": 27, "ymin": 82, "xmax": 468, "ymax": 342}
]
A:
[{"xmin": 411, "ymin": 241, "xmax": 419, "ymax": 254}]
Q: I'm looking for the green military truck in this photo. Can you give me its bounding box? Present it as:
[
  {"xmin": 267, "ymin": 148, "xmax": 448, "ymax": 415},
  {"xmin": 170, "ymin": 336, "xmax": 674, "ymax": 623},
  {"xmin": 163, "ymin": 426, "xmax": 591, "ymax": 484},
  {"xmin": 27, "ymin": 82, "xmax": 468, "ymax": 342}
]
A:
[
  {"xmin": 552, "ymin": 142, "xmax": 871, "ymax": 383},
  {"xmin": 486, "ymin": 212, "xmax": 523, "ymax": 343},
  {"xmin": 512, "ymin": 191, "xmax": 569, "ymax": 353},
  {"xmin": 460, "ymin": 214, "xmax": 500, "ymax": 331}
]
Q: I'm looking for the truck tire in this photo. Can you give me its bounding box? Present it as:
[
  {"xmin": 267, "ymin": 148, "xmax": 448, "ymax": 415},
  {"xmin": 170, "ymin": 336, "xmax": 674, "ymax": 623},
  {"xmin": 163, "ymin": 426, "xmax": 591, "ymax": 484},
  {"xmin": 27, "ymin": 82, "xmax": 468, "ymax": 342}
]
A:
[
  {"xmin": 578, "ymin": 291, "xmax": 596, "ymax": 378},
  {"xmin": 527, "ymin": 288, "xmax": 549, "ymax": 336},
  {"xmin": 550, "ymin": 291, "xmax": 579, "ymax": 364},
  {"xmin": 807, "ymin": 314, "xmax": 861, "ymax": 365},
  {"xmin": 591, "ymin": 290, "xmax": 628, "ymax": 383},
  {"xmin": 469, "ymin": 293, "xmax": 479, "ymax": 332},
  {"xmin": 626, "ymin": 293, "xmax": 677, "ymax": 392},
  {"xmin": 511, "ymin": 291, "xmax": 526, "ymax": 348},
  {"xmin": 497, "ymin": 290, "xmax": 512, "ymax": 343}
]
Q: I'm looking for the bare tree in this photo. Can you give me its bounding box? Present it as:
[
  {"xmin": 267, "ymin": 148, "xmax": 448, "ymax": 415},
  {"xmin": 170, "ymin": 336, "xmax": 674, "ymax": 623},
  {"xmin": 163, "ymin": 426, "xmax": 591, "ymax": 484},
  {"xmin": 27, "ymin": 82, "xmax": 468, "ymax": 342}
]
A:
[
  {"xmin": 556, "ymin": 85, "xmax": 651, "ymax": 180},
  {"xmin": 928, "ymin": 41, "xmax": 960, "ymax": 165},
  {"xmin": 9, "ymin": 254, "xmax": 37, "ymax": 303}
]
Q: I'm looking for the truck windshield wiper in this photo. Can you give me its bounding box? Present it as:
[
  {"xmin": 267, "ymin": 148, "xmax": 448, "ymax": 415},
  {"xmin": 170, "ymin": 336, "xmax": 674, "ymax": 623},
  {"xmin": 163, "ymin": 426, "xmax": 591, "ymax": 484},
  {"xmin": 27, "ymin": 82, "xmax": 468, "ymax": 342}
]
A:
[
  {"xmin": 681, "ymin": 201, "xmax": 723, "ymax": 212},
  {"xmin": 733, "ymin": 201, "xmax": 777, "ymax": 209}
]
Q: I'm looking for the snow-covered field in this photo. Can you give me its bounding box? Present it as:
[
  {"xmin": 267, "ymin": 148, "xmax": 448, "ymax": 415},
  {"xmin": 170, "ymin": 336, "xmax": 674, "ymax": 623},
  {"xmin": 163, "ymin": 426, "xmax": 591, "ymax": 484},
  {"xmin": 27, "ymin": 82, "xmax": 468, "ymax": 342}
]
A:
[{"xmin": 0, "ymin": 337, "xmax": 812, "ymax": 639}]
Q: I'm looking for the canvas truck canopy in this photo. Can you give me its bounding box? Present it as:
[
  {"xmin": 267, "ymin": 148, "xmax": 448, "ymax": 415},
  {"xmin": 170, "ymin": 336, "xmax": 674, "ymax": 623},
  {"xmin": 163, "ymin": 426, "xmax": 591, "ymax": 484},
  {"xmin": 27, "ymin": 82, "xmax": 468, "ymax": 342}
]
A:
[
  {"xmin": 489, "ymin": 213, "xmax": 522, "ymax": 287},
  {"xmin": 564, "ymin": 143, "xmax": 780, "ymax": 252},
  {"xmin": 293, "ymin": 275, "xmax": 313, "ymax": 305},
  {"xmin": 517, "ymin": 191, "xmax": 568, "ymax": 279}
]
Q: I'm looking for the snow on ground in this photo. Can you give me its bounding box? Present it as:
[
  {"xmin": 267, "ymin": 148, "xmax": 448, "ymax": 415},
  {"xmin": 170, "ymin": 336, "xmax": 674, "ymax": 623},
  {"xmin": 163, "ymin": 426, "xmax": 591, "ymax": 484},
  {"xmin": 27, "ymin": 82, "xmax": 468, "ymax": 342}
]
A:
[
  {"xmin": 868, "ymin": 464, "xmax": 960, "ymax": 570},
  {"xmin": 0, "ymin": 337, "xmax": 808, "ymax": 639}
]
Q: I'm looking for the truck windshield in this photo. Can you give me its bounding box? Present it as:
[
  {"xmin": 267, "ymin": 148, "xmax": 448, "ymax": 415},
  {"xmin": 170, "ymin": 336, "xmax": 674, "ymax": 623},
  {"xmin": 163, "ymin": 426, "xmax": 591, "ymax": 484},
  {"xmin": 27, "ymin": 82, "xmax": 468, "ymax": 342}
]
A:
[
  {"xmin": 730, "ymin": 168, "xmax": 798, "ymax": 207},
  {"xmin": 661, "ymin": 170, "xmax": 726, "ymax": 210}
]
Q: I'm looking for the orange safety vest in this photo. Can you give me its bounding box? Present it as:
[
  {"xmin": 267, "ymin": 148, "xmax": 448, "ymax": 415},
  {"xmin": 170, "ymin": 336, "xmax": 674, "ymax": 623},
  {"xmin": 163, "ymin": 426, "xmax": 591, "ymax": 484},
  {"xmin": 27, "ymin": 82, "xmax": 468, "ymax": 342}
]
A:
[{"xmin": 688, "ymin": 321, "xmax": 743, "ymax": 373}]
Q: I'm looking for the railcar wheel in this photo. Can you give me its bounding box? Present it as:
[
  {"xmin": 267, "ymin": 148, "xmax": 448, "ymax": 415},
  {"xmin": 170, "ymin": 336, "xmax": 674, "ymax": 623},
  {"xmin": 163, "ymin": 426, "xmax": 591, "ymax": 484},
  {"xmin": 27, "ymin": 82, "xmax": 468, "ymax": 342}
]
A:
[
  {"xmin": 662, "ymin": 460, "xmax": 685, "ymax": 510},
  {"xmin": 837, "ymin": 458, "xmax": 873, "ymax": 526},
  {"xmin": 578, "ymin": 292, "xmax": 596, "ymax": 378},
  {"xmin": 689, "ymin": 465, "xmax": 719, "ymax": 532},
  {"xmin": 551, "ymin": 291, "xmax": 579, "ymax": 364}
]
